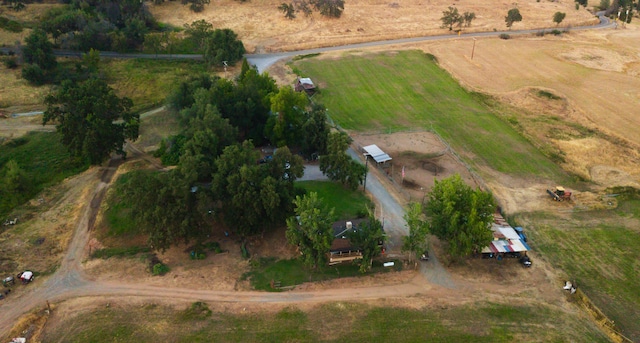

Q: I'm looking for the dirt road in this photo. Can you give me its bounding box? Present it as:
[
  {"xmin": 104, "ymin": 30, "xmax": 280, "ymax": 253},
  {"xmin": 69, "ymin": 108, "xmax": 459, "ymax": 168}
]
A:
[{"xmin": 0, "ymin": 148, "xmax": 454, "ymax": 338}]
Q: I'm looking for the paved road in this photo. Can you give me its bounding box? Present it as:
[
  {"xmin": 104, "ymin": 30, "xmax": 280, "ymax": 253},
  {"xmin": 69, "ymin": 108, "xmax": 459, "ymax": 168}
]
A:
[{"xmin": 0, "ymin": 11, "xmax": 612, "ymax": 74}]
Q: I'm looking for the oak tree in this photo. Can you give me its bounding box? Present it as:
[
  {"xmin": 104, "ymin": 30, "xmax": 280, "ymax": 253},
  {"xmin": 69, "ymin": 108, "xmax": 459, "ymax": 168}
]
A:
[
  {"xmin": 505, "ymin": 8, "xmax": 523, "ymax": 29},
  {"xmin": 43, "ymin": 78, "xmax": 140, "ymax": 164}
]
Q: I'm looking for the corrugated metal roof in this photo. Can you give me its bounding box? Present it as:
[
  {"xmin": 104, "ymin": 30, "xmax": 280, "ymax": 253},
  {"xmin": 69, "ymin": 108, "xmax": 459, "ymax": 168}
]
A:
[{"xmin": 363, "ymin": 144, "xmax": 392, "ymax": 163}]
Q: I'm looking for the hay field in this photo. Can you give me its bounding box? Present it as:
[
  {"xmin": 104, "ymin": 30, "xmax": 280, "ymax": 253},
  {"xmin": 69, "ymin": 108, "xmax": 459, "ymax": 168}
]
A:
[
  {"xmin": 422, "ymin": 27, "xmax": 640, "ymax": 184},
  {"xmin": 149, "ymin": 0, "xmax": 598, "ymax": 52}
]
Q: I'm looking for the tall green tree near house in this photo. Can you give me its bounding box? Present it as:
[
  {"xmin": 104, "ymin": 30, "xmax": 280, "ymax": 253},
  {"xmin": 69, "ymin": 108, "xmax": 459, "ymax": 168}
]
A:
[
  {"xmin": 265, "ymin": 86, "xmax": 309, "ymax": 147},
  {"xmin": 346, "ymin": 214, "xmax": 385, "ymax": 273},
  {"xmin": 211, "ymin": 142, "xmax": 303, "ymax": 237},
  {"xmin": 402, "ymin": 202, "xmax": 429, "ymax": 263},
  {"xmin": 424, "ymin": 174, "xmax": 495, "ymax": 260},
  {"xmin": 300, "ymin": 103, "xmax": 330, "ymax": 159},
  {"xmin": 320, "ymin": 131, "xmax": 366, "ymax": 191},
  {"xmin": 505, "ymin": 8, "xmax": 523, "ymax": 29},
  {"xmin": 286, "ymin": 192, "xmax": 336, "ymax": 268},
  {"xmin": 43, "ymin": 78, "xmax": 140, "ymax": 164}
]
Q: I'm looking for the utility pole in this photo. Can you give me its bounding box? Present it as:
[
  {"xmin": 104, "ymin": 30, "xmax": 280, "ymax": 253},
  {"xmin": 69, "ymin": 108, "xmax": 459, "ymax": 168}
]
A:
[
  {"xmin": 471, "ymin": 38, "xmax": 477, "ymax": 60},
  {"xmin": 363, "ymin": 154, "xmax": 369, "ymax": 193}
]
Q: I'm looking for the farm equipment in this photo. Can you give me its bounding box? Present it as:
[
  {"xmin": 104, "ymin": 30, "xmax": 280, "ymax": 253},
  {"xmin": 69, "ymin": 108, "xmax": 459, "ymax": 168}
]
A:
[{"xmin": 547, "ymin": 186, "xmax": 571, "ymax": 201}]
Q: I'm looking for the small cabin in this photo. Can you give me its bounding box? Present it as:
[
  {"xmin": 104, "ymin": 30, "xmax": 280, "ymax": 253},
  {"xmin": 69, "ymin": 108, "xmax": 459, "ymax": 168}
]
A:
[{"xmin": 294, "ymin": 77, "xmax": 316, "ymax": 95}]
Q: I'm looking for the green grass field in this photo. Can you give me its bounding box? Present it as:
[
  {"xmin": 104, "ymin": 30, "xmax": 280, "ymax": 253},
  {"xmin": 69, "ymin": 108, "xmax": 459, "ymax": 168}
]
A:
[
  {"xmin": 297, "ymin": 181, "xmax": 373, "ymax": 220},
  {"xmin": 42, "ymin": 301, "xmax": 609, "ymax": 342},
  {"xmin": 524, "ymin": 205, "xmax": 640, "ymax": 341},
  {"xmin": 241, "ymin": 257, "xmax": 401, "ymax": 291},
  {"xmin": 0, "ymin": 132, "xmax": 87, "ymax": 217},
  {"xmin": 293, "ymin": 51, "xmax": 564, "ymax": 179},
  {"xmin": 103, "ymin": 58, "xmax": 209, "ymax": 112}
]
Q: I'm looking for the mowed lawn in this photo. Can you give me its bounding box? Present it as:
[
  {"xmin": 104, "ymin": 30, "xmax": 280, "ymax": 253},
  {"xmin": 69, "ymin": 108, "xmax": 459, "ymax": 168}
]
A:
[
  {"xmin": 526, "ymin": 208, "xmax": 640, "ymax": 341},
  {"xmin": 297, "ymin": 181, "xmax": 372, "ymax": 220},
  {"xmin": 42, "ymin": 301, "xmax": 608, "ymax": 342},
  {"xmin": 293, "ymin": 51, "xmax": 563, "ymax": 178}
]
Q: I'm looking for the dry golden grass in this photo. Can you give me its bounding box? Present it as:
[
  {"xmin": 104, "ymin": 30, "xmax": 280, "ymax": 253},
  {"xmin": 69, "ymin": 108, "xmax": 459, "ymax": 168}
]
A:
[
  {"xmin": 149, "ymin": 0, "xmax": 597, "ymax": 52},
  {"xmin": 0, "ymin": 64, "xmax": 50, "ymax": 113}
]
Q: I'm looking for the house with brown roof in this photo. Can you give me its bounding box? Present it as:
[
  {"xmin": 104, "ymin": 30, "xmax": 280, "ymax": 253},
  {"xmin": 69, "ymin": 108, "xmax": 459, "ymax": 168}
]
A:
[{"xmin": 329, "ymin": 219, "xmax": 385, "ymax": 265}]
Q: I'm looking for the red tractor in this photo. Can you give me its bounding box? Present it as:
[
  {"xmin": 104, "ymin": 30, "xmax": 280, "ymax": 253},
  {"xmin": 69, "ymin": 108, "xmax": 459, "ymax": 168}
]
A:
[{"xmin": 547, "ymin": 186, "xmax": 571, "ymax": 201}]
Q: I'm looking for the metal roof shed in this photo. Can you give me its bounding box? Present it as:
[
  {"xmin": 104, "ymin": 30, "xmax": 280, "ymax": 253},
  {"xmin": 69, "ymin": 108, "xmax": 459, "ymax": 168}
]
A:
[{"xmin": 363, "ymin": 144, "xmax": 392, "ymax": 163}]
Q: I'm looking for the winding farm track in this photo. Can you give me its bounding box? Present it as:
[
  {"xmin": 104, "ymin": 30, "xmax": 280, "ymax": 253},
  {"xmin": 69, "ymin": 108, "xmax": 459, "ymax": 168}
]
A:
[{"xmin": 0, "ymin": 14, "xmax": 615, "ymax": 338}]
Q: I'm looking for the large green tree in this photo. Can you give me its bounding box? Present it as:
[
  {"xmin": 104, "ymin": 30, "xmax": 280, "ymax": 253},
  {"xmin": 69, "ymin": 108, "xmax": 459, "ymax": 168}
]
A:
[
  {"xmin": 286, "ymin": 192, "xmax": 336, "ymax": 268},
  {"xmin": 203, "ymin": 29, "xmax": 246, "ymax": 67},
  {"xmin": 347, "ymin": 215, "xmax": 385, "ymax": 273},
  {"xmin": 424, "ymin": 174, "xmax": 495, "ymax": 259},
  {"xmin": 553, "ymin": 12, "xmax": 566, "ymax": 26},
  {"xmin": 116, "ymin": 169, "xmax": 206, "ymax": 252},
  {"xmin": 184, "ymin": 19, "xmax": 214, "ymax": 52},
  {"xmin": 300, "ymin": 103, "xmax": 330, "ymax": 159},
  {"xmin": 43, "ymin": 78, "xmax": 140, "ymax": 164},
  {"xmin": 401, "ymin": 202, "xmax": 429, "ymax": 263},
  {"xmin": 320, "ymin": 131, "xmax": 367, "ymax": 190},
  {"xmin": 265, "ymin": 86, "xmax": 309, "ymax": 147},
  {"xmin": 440, "ymin": 6, "xmax": 463, "ymax": 31},
  {"xmin": 505, "ymin": 8, "xmax": 523, "ymax": 29},
  {"xmin": 212, "ymin": 142, "xmax": 303, "ymax": 236},
  {"xmin": 21, "ymin": 28, "xmax": 57, "ymax": 84}
]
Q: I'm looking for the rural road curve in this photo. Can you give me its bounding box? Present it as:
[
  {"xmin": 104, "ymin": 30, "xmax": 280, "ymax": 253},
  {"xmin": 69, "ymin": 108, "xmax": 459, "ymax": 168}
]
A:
[
  {"xmin": 0, "ymin": 11, "xmax": 613, "ymax": 74},
  {"xmin": 0, "ymin": 13, "xmax": 612, "ymax": 337}
]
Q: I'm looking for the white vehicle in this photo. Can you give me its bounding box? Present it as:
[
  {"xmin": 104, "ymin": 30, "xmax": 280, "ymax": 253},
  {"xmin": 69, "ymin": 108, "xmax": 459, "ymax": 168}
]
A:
[{"xmin": 18, "ymin": 271, "xmax": 34, "ymax": 284}]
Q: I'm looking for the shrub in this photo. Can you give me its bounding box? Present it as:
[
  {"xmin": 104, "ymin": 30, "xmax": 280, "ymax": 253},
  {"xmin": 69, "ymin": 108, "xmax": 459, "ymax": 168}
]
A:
[
  {"xmin": 3, "ymin": 57, "xmax": 18, "ymax": 69},
  {"xmin": 21, "ymin": 63, "xmax": 46, "ymax": 85},
  {"xmin": 537, "ymin": 90, "xmax": 562, "ymax": 100},
  {"xmin": 241, "ymin": 241, "xmax": 250, "ymax": 259},
  {"xmin": 499, "ymin": 33, "xmax": 511, "ymax": 40},
  {"xmin": 536, "ymin": 30, "xmax": 546, "ymax": 37},
  {"xmin": 152, "ymin": 262, "xmax": 170, "ymax": 275},
  {"xmin": 0, "ymin": 17, "xmax": 23, "ymax": 32},
  {"xmin": 551, "ymin": 29, "xmax": 562, "ymax": 36}
]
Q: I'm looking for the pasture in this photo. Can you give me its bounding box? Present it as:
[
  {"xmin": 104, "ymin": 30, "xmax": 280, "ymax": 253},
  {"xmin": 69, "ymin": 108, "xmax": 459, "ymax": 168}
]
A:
[
  {"xmin": 42, "ymin": 300, "xmax": 608, "ymax": 342},
  {"xmin": 293, "ymin": 50, "xmax": 563, "ymax": 179}
]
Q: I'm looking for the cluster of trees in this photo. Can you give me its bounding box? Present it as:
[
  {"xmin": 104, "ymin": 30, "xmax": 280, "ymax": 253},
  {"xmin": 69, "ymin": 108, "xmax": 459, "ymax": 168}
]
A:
[
  {"xmin": 40, "ymin": 0, "xmax": 156, "ymax": 52},
  {"xmin": 118, "ymin": 63, "xmax": 365, "ymax": 251},
  {"xmin": 440, "ymin": 6, "xmax": 476, "ymax": 31},
  {"xmin": 278, "ymin": 0, "xmax": 345, "ymax": 19},
  {"xmin": 286, "ymin": 192, "xmax": 385, "ymax": 272},
  {"xmin": 144, "ymin": 20, "xmax": 246, "ymax": 66}
]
